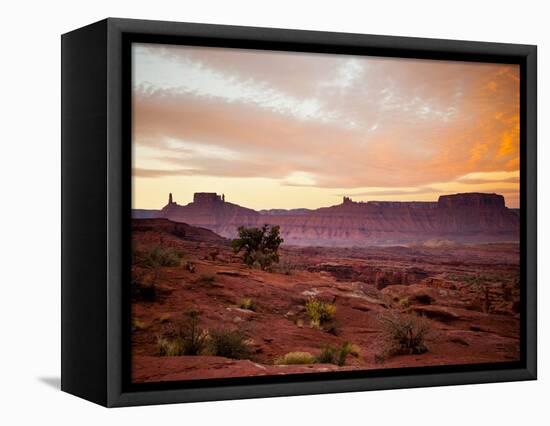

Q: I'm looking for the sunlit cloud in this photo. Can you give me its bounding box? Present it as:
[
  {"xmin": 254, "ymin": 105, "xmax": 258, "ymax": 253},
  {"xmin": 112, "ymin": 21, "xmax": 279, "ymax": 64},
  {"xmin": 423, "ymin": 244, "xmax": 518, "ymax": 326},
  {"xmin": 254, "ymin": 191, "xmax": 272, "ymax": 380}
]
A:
[
  {"xmin": 341, "ymin": 187, "xmax": 439, "ymax": 197},
  {"xmin": 319, "ymin": 58, "xmax": 365, "ymax": 91},
  {"xmin": 456, "ymin": 171, "xmax": 520, "ymax": 185},
  {"xmin": 134, "ymin": 45, "xmax": 339, "ymax": 124},
  {"xmin": 283, "ymin": 171, "xmax": 318, "ymax": 186},
  {"xmin": 132, "ymin": 43, "xmax": 520, "ymax": 209},
  {"xmin": 133, "ymin": 168, "xmax": 195, "ymax": 178}
]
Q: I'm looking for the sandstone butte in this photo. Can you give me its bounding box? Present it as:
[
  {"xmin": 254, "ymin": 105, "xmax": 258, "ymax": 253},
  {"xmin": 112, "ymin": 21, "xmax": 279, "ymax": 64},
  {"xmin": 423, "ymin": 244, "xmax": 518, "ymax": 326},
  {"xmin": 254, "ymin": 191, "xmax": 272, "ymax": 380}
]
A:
[{"xmin": 133, "ymin": 192, "xmax": 519, "ymax": 246}]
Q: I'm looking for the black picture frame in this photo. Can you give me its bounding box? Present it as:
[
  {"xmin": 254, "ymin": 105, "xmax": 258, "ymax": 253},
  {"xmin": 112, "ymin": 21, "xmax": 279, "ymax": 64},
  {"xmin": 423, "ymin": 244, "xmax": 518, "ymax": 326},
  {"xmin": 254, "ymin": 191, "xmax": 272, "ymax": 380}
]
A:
[{"xmin": 61, "ymin": 17, "xmax": 537, "ymax": 407}]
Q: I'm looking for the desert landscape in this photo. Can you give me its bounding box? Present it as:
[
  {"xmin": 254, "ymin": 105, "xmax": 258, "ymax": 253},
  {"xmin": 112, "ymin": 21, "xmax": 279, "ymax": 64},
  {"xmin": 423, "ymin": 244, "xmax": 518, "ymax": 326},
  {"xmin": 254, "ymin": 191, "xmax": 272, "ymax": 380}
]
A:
[
  {"xmin": 131, "ymin": 192, "xmax": 520, "ymax": 383},
  {"xmin": 130, "ymin": 43, "xmax": 521, "ymax": 384}
]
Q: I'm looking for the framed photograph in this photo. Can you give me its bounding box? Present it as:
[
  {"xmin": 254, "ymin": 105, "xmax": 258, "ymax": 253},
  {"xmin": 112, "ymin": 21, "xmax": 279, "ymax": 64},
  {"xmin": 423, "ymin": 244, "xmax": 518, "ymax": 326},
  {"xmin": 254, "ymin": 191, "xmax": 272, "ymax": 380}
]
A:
[{"xmin": 61, "ymin": 18, "xmax": 537, "ymax": 407}]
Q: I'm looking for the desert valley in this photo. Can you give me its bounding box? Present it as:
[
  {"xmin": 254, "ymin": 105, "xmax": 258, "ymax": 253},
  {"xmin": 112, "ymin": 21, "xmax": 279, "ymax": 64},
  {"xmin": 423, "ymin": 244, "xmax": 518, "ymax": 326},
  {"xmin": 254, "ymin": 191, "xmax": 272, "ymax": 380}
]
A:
[{"xmin": 131, "ymin": 192, "xmax": 520, "ymax": 383}]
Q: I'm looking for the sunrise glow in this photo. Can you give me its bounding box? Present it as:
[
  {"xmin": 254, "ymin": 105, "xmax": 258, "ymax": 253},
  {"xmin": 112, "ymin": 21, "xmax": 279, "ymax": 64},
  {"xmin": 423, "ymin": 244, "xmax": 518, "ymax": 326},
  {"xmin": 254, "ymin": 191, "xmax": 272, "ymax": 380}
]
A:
[{"xmin": 132, "ymin": 44, "xmax": 520, "ymax": 210}]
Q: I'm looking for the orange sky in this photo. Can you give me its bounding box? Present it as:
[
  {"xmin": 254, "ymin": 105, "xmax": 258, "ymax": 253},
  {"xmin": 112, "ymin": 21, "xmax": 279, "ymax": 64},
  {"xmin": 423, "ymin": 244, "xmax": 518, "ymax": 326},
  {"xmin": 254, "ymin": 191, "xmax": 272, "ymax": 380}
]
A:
[{"xmin": 132, "ymin": 43, "xmax": 520, "ymax": 210}]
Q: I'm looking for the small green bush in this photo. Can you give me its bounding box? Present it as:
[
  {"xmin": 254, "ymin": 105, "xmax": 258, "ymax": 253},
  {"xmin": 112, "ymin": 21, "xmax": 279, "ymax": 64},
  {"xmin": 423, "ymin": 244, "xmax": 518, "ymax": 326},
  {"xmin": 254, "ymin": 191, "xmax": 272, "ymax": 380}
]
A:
[
  {"xmin": 316, "ymin": 345, "xmax": 338, "ymax": 364},
  {"xmin": 276, "ymin": 352, "xmax": 316, "ymax": 365},
  {"xmin": 140, "ymin": 246, "xmax": 182, "ymax": 268},
  {"xmin": 208, "ymin": 328, "xmax": 252, "ymax": 359},
  {"xmin": 305, "ymin": 298, "xmax": 336, "ymax": 327},
  {"xmin": 231, "ymin": 225, "xmax": 284, "ymax": 271},
  {"xmin": 132, "ymin": 246, "xmax": 182, "ymax": 301},
  {"xmin": 157, "ymin": 310, "xmax": 209, "ymax": 357},
  {"xmin": 316, "ymin": 342, "xmax": 354, "ymax": 366},
  {"xmin": 347, "ymin": 343, "xmax": 361, "ymax": 357},
  {"xmin": 178, "ymin": 310, "xmax": 209, "ymax": 355}
]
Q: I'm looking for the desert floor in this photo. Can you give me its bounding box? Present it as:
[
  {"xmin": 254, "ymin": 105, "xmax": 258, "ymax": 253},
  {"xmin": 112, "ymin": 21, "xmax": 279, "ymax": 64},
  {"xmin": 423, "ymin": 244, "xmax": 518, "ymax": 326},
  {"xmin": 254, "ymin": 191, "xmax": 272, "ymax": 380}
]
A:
[{"xmin": 131, "ymin": 222, "xmax": 520, "ymax": 383}]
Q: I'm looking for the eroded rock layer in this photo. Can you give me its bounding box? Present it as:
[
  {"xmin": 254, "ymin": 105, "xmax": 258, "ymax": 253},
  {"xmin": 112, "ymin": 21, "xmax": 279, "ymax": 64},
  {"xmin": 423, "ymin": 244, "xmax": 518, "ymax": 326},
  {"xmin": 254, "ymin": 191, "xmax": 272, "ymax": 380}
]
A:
[{"xmin": 135, "ymin": 192, "xmax": 519, "ymax": 246}]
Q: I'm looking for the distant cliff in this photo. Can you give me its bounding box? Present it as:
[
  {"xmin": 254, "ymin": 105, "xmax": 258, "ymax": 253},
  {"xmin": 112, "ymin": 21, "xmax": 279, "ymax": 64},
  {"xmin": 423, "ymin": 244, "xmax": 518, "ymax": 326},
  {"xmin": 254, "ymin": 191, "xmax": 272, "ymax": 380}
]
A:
[{"xmin": 133, "ymin": 192, "xmax": 519, "ymax": 246}]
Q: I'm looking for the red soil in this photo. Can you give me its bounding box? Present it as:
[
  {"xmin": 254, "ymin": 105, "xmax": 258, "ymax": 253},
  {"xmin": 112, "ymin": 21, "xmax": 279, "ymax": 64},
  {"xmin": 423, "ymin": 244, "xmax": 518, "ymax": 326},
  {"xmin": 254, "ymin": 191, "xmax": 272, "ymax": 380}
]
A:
[{"xmin": 131, "ymin": 219, "xmax": 520, "ymax": 384}]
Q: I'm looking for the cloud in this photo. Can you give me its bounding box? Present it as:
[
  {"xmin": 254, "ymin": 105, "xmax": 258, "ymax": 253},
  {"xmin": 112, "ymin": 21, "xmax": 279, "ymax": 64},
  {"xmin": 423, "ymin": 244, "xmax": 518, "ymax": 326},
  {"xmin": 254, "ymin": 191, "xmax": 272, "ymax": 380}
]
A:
[
  {"xmin": 457, "ymin": 176, "xmax": 519, "ymax": 185},
  {"xmin": 455, "ymin": 171, "xmax": 520, "ymax": 185},
  {"xmin": 340, "ymin": 187, "xmax": 439, "ymax": 197},
  {"xmin": 133, "ymin": 168, "xmax": 195, "ymax": 178},
  {"xmin": 132, "ymin": 44, "xmax": 520, "ymax": 201}
]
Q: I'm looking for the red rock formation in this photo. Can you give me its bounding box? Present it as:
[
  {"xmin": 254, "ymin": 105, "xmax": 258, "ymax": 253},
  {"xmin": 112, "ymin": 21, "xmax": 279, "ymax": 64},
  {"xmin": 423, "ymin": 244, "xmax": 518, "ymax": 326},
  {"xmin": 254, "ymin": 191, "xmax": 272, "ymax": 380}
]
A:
[
  {"xmin": 150, "ymin": 192, "xmax": 519, "ymax": 246},
  {"xmin": 438, "ymin": 192, "xmax": 505, "ymax": 209},
  {"xmin": 132, "ymin": 218, "xmax": 226, "ymax": 243},
  {"xmin": 159, "ymin": 192, "xmax": 260, "ymax": 237}
]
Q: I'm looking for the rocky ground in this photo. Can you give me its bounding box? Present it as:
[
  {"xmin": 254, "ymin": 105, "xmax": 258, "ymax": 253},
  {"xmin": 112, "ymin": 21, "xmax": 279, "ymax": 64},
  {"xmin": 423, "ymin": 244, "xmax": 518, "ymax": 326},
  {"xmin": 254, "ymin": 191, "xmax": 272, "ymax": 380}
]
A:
[{"xmin": 131, "ymin": 219, "xmax": 520, "ymax": 384}]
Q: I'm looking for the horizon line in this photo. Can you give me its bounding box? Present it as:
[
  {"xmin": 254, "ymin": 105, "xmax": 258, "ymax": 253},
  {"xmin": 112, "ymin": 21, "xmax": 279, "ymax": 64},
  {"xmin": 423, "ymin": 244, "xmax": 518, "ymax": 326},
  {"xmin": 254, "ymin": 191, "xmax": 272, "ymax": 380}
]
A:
[{"xmin": 132, "ymin": 191, "xmax": 518, "ymax": 211}]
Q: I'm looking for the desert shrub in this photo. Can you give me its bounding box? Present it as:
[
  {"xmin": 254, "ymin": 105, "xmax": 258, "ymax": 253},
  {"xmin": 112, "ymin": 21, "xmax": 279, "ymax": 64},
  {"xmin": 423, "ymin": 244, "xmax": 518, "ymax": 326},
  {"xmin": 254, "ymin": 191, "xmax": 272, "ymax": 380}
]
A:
[
  {"xmin": 157, "ymin": 336, "xmax": 183, "ymax": 356},
  {"xmin": 157, "ymin": 310, "xmax": 209, "ymax": 357},
  {"xmin": 208, "ymin": 328, "xmax": 252, "ymax": 359},
  {"xmin": 231, "ymin": 224, "xmax": 284, "ymax": 271},
  {"xmin": 194, "ymin": 274, "xmax": 216, "ymax": 286},
  {"xmin": 335, "ymin": 342, "xmax": 354, "ymax": 366},
  {"xmin": 140, "ymin": 246, "xmax": 182, "ymax": 268},
  {"xmin": 316, "ymin": 342, "xmax": 355, "ymax": 366},
  {"xmin": 325, "ymin": 320, "xmax": 340, "ymax": 336},
  {"xmin": 398, "ymin": 297, "xmax": 411, "ymax": 308},
  {"xmin": 238, "ymin": 298, "xmax": 256, "ymax": 311},
  {"xmin": 156, "ymin": 311, "xmax": 212, "ymax": 357},
  {"xmin": 276, "ymin": 352, "xmax": 316, "ymax": 365},
  {"xmin": 347, "ymin": 343, "xmax": 361, "ymax": 357},
  {"xmin": 305, "ymin": 298, "xmax": 336, "ymax": 327},
  {"xmin": 132, "ymin": 318, "xmax": 149, "ymax": 331},
  {"xmin": 379, "ymin": 312, "xmax": 430, "ymax": 360},
  {"xmin": 316, "ymin": 345, "xmax": 338, "ymax": 364},
  {"xmin": 132, "ymin": 246, "xmax": 182, "ymax": 301},
  {"xmin": 178, "ymin": 310, "xmax": 209, "ymax": 355}
]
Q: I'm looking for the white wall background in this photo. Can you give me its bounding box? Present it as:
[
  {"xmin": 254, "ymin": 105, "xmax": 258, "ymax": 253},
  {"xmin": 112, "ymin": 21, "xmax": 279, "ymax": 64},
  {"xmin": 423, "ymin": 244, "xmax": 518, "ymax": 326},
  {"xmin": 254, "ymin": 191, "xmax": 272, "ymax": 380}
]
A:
[{"xmin": 1, "ymin": 0, "xmax": 546, "ymax": 423}]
